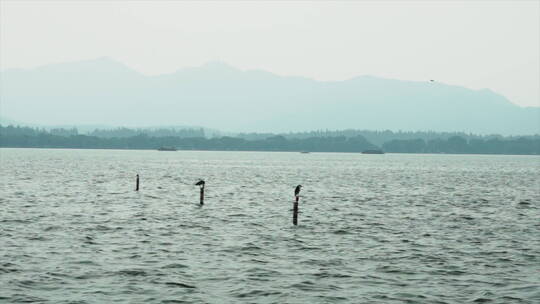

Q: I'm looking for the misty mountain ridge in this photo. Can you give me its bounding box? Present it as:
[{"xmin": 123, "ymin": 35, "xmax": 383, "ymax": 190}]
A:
[{"xmin": 1, "ymin": 57, "xmax": 538, "ymax": 135}]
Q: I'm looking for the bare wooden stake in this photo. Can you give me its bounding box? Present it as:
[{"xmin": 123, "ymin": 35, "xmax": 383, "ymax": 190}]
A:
[
  {"xmin": 293, "ymin": 185, "xmax": 302, "ymax": 225},
  {"xmin": 136, "ymin": 174, "xmax": 139, "ymax": 191}
]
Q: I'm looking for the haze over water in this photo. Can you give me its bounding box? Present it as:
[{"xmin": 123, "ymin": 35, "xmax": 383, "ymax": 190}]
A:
[{"xmin": 1, "ymin": 148, "xmax": 539, "ymax": 303}]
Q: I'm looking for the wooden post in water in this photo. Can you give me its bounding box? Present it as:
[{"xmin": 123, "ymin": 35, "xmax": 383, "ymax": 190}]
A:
[
  {"xmin": 200, "ymin": 186, "xmax": 204, "ymax": 205},
  {"xmin": 293, "ymin": 185, "xmax": 302, "ymax": 226},
  {"xmin": 136, "ymin": 174, "xmax": 139, "ymax": 191},
  {"xmin": 195, "ymin": 180, "xmax": 205, "ymax": 205},
  {"xmin": 293, "ymin": 195, "xmax": 299, "ymax": 225}
]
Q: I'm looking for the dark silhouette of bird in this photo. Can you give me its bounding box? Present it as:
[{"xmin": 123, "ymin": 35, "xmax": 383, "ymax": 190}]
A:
[
  {"xmin": 195, "ymin": 180, "xmax": 205, "ymax": 188},
  {"xmin": 294, "ymin": 185, "xmax": 302, "ymax": 197}
]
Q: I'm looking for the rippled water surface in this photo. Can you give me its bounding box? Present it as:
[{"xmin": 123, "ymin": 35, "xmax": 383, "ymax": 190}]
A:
[{"xmin": 1, "ymin": 148, "xmax": 539, "ymax": 303}]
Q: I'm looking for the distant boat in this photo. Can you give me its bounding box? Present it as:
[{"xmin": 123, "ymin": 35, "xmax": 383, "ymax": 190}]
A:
[
  {"xmin": 300, "ymin": 151, "xmax": 310, "ymax": 154},
  {"xmin": 157, "ymin": 147, "xmax": 177, "ymax": 151},
  {"xmin": 362, "ymin": 149, "xmax": 384, "ymax": 154}
]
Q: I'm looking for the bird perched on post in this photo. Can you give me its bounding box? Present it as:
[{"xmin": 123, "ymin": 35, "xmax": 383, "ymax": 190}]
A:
[
  {"xmin": 294, "ymin": 185, "xmax": 302, "ymax": 197},
  {"xmin": 195, "ymin": 180, "xmax": 205, "ymax": 188}
]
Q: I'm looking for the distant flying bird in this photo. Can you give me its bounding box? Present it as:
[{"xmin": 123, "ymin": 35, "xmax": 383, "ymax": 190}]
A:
[
  {"xmin": 195, "ymin": 180, "xmax": 205, "ymax": 187},
  {"xmin": 294, "ymin": 185, "xmax": 302, "ymax": 197}
]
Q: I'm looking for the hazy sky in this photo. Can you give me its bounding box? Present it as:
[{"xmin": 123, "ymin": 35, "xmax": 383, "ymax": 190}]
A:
[{"xmin": 1, "ymin": 1, "xmax": 539, "ymax": 107}]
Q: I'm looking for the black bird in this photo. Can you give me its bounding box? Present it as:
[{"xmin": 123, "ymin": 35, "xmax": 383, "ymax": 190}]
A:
[
  {"xmin": 195, "ymin": 180, "xmax": 205, "ymax": 188},
  {"xmin": 294, "ymin": 185, "xmax": 302, "ymax": 197}
]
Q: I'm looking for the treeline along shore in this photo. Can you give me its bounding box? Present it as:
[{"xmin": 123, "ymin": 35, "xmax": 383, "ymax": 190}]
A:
[{"xmin": 1, "ymin": 125, "xmax": 539, "ymax": 155}]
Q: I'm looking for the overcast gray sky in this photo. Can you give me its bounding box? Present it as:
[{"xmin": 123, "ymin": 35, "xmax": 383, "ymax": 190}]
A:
[{"xmin": 1, "ymin": 0, "xmax": 538, "ymax": 107}]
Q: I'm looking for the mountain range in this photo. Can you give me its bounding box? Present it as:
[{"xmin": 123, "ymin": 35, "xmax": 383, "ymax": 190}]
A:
[{"xmin": 1, "ymin": 57, "xmax": 538, "ymax": 135}]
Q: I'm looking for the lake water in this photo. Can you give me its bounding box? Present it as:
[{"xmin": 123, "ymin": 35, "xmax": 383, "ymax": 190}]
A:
[{"xmin": 0, "ymin": 148, "xmax": 539, "ymax": 303}]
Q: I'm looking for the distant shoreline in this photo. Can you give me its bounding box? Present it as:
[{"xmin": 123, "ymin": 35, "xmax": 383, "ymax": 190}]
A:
[{"xmin": 2, "ymin": 125, "xmax": 539, "ymax": 155}]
